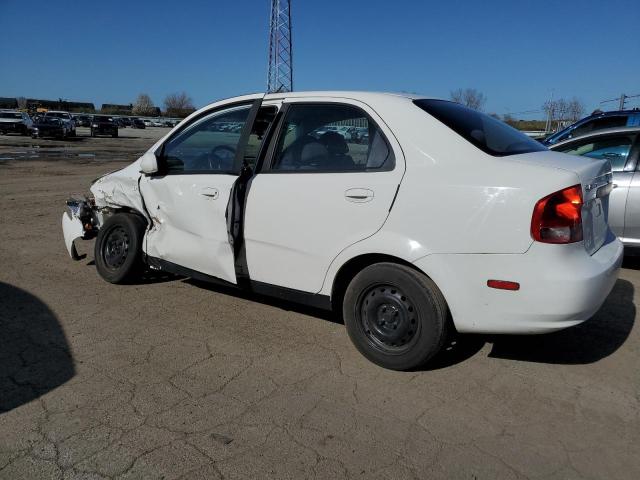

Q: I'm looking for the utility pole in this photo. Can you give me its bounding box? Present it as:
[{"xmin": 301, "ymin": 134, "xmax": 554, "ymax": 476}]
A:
[
  {"xmin": 544, "ymin": 90, "xmax": 554, "ymax": 133},
  {"xmin": 267, "ymin": 0, "xmax": 293, "ymax": 93}
]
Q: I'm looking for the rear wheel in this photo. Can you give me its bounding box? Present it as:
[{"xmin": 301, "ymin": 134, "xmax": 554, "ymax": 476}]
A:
[
  {"xmin": 343, "ymin": 263, "xmax": 448, "ymax": 370},
  {"xmin": 94, "ymin": 213, "xmax": 146, "ymax": 284}
]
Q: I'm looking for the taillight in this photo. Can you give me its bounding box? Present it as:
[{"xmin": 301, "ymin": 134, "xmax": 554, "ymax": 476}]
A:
[{"xmin": 531, "ymin": 184, "xmax": 583, "ymax": 244}]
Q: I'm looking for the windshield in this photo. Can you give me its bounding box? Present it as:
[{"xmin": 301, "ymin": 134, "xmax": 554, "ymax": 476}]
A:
[
  {"xmin": 414, "ymin": 99, "xmax": 547, "ymax": 157},
  {"xmin": 46, "ymin": 112, "xmax": 67, "ymax": 119},
  {"xmin": 93, "ymin": 116, "xmax": 113, "ymax": 123},
  {"xmin": 42, "ymin": 118, "xmax": 62, "ymax": 125},
  {"xmin": 0, "ymin": 112, "xmax": 22, "ymax": 119}
]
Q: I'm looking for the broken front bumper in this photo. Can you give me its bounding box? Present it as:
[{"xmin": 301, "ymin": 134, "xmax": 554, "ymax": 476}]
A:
[{"xmin": 62, "ymin": 198, "xmax": 99, "ymax": 259}]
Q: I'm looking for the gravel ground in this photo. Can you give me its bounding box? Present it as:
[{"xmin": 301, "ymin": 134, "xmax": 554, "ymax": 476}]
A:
[{"xmin": 0, "ymin": 128, "xmax": 639, "ymax": 479}]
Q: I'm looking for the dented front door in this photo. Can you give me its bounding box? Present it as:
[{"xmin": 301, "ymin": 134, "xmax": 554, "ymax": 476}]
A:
[{"xmin": 139, "ymin": 103, "xmax": 257, "ymax": 284}]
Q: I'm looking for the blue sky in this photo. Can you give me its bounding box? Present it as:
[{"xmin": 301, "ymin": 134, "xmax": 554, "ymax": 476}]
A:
[{"xmin": 1, "ymin": 0, "xmax": 638, "ymax": 117}]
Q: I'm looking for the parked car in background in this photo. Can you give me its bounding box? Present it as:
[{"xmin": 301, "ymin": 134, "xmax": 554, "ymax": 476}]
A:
[
  {"xmin": 44, "ymin": 111, "xmax": 76, "ymax": 137},
  {"xmin": 544, "ymin": 110, "xmax": 640, "ymax": 146},
  {"xmin": 120, "ymin": 117, "xmax": 131, "ymax": 127},
  {"xmin": 550, "ymin": 126, "xmax": 640, "ymax": 248},
  {"xmin": 131, "ymin": 118, "xmax": 145, "ymax": 129},
  {"xmin": 142, "ymin": 119, "xmax": 154, "ymax": 127},
  {"xmin": 0, "ymin": 110, "xmax": 33, "ymax": 135},
  {"xmin": 62, "ymin": 91, "xmax": 622, "ymax": 370},
  {"xmin": 151, "ymin": 119, "xmax": 163, "ymax": 127},
  {"xmin": 76, "ymin": 115, "xmax": 92, "ymax": 127},
  {"xmin": 32, "ymin": 116, "xmax": 69, "ymax": 138},
  {"xmin": 90, "ymin": 115, "xmax": 118, "ymax": 137}
]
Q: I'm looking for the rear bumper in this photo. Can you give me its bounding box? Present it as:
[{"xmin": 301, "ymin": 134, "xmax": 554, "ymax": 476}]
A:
[{"xmin": 413, "ymin": 236, "xmax": 623, "ymax": 334}]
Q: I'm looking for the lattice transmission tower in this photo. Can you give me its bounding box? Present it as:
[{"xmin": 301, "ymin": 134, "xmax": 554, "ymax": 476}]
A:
[{"xmin": 267, "ymin": 0, "xmax": 293, "ymax": 93}]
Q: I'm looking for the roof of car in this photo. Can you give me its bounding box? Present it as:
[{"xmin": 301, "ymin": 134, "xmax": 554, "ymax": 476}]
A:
[
  {"xmin": 45, "ymin": 110, "xmax": 70, "ymax": 114},
  {"xmin": 201, "ymin": 91, "xmax": 431, "ymax": 110},
  {"xmin": 549, "ymin": 126, "xmax": 640, "ymax": 149}
]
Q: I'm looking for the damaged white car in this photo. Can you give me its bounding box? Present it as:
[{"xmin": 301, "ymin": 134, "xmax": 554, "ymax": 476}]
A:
[{"xmin": 63, "ymin": 92, "xmax": 623, "ymax": 370}]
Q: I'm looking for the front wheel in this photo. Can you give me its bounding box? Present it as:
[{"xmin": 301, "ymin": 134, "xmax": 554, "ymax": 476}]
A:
[
  {"xmin": 94, "ymin": 213, "xmax": 146, "ymax": 284},
  {"xmin": 343, "ymin": 263, "xmax": 449, "ymax": 370}
]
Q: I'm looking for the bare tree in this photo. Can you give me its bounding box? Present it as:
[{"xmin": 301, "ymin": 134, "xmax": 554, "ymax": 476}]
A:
[
  {"xmin": 567, "ymin": 97, "xmax": 585, "ymax": 122},
  {"xmin": 543, "ymin": 97, "xmax": 584, "ymax": 131},
  {"xmin": 555, "ymin": 98, "xmax": 569, "ymax": 128},
  {"xmin": 450, "ymin": 88, "xmax": 486, "ymax": 111},
  {"xmin": 132, "ymin": 94, "xmax": 156, "ymax": 116},
  {"xmin": 16, "ymin": 97, "xmax": 27, "ymax": 109},
  {"xmin": 164, "ymin": 92, "xmax": 194, "ymax": 112}
]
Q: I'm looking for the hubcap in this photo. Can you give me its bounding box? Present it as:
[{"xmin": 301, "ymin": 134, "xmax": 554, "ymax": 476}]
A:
[
  {"xmin": 358, "ymin": 284, "xmax": 419, "ymax": 353},
  {"xmin": 103, "ymin": 226, "xmax": 129, "ymax": 270}
]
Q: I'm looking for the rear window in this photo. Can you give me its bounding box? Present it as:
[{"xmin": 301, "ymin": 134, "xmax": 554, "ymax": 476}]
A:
[{"xmin": 414, "ymin": 99, "xmax": 547, "ymax": 157}]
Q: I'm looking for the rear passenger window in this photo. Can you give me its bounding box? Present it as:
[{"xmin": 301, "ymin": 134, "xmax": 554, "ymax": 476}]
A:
[{"xmin": 270, "ymin": 104, "xmax": 394, "ymax": 172}]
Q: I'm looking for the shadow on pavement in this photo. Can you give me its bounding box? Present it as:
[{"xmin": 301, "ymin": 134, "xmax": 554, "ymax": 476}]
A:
[
  {"xmin": 0, "ymin": 282, "xmax": 75, "ymax": 414},
  {"xmin": 413, "ymin": 278, "xmax": 635, "ymax": 371},
  {"xmin": 487, "ymin": 278, "xmax": 635, "ymax": 364},
  {"xmin": 133, "ymin": 272, "xmax": 635, "ymax": 368}
]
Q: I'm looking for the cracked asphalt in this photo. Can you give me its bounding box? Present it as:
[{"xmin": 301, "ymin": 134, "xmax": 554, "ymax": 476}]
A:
[{"xmin": 1, "ymin": 128, "xmax": 639, "ymax": 479}]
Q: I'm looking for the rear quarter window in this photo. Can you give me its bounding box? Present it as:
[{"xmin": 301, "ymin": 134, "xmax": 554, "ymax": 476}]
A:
[{"xmin": 414, "ymin": 99, "xmax": 547, "ymax": 157}]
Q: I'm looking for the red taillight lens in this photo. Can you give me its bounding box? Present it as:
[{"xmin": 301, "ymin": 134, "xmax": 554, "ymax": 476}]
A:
[{"xmin": 531, "ymin": 184, "xmax": 583, "ymax": 244}]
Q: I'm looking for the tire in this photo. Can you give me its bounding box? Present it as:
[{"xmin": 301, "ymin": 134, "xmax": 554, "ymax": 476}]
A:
[
  {"xmin": 91, "ymin": 130, "xmax": 95, "ymax": 137},
  {"xmin": 112, "ymin": 131, "xmax": 118, "ymax": 138},
  {"xmin": 343, "ymin": 263, "xmax": 449, "ymax": 371},
  {"xmin": 94, "ymin": 213, "xmax": 146, "ymax": 284}
]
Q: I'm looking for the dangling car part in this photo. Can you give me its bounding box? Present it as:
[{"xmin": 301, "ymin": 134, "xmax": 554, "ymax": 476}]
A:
[{"xmin": 62, "ymin": 197, "xmax": 100, "ymax": 259}]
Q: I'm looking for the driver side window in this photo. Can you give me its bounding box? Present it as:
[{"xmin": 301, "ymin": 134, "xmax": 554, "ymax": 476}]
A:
[{"xmin": 161, "ymin": 105, "xmax": 252, "ymax": 174}]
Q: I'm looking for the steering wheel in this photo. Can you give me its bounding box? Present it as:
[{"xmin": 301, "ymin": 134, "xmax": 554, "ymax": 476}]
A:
[{"xmin": 209, "ymin": 145, "xmax": 236, "ymax": 171}]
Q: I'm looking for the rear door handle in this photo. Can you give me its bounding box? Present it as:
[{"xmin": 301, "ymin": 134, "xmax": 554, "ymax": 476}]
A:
[
  {"xmin": 345, "ymin": 188, "xmax": 374, "ymax": 203},
  {"xmin": 200, "ymin": 187, "xmax": 219, "ymax": 200}
]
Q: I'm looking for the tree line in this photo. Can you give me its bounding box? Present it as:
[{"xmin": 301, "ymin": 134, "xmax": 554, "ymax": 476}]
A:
[
  {"xmin": 449, "ymin": 88, "xmax": 586, "ymax": 131},
  {"xmin": 131, "ymin": 92, "xmax": 195, "ymax": 117}
]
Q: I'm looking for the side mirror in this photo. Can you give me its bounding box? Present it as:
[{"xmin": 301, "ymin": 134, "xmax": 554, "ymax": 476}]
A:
[{"xmin": 140, "ymin": 150, "xmax": 159, "ymax": 174}]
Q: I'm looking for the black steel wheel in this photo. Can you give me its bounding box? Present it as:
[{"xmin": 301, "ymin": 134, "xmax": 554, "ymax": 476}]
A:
[
  {"xmin": 102, "ymin": 225, "xmax": 130, "ymax": 270},
  {"xmin": 357, "ymin": 283, "xmax": 420, "ymax": 354},
  {"xmin": 343, "ymin": 263, "xmax": 449, "ymax": 370},
  {"xmin": 94, "ymin": 213, "xmax": 146, "ymax": 284}
]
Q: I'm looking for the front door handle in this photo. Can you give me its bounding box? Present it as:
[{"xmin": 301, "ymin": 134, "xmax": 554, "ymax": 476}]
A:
[
  {"xmin": 345, "ymin": 188, "xmax": 374, "ymax": 203},
  {"xmin": 200, "ymin": 187, "xmax": 219, "ymax": 200}
]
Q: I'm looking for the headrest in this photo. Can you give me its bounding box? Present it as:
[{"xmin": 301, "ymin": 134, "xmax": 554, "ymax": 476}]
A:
[{"xmin": 320, "ymin": 131, "xmax": 349, "ymax": 154}]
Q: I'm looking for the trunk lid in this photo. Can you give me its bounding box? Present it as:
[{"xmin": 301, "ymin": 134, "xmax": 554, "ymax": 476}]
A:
[{"xmin": 514, "ymin": 151, "xmax": 613, "ymax": 255}]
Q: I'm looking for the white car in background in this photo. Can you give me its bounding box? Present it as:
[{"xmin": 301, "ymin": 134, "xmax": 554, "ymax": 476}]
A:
[{"xmin": 62, "ymin": 91, "xmax": 622, "ymax": 370}]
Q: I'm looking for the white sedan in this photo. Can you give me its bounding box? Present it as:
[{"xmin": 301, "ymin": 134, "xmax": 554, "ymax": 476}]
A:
[{"xmin": 62, "ymin": 91, "xmax": 622, "ymax": 370}]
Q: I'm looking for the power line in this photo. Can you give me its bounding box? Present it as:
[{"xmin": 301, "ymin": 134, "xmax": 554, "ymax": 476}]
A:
[{"xmin": 600, "ymin": 93, "xmax": 640, "ymax": 110}]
